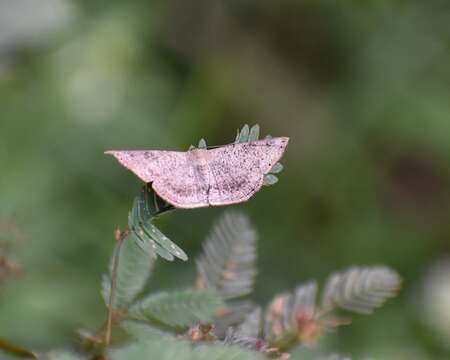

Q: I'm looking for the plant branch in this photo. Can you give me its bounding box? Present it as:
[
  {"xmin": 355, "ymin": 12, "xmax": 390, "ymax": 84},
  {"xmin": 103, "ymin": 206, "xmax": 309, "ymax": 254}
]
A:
[
  {"xmin": 105, "ymin": 229, "xmax": 127, "ymax": 346},
  {"xmin": 0, "ymin": 338, "xmax": 37, "ymax": 359}
]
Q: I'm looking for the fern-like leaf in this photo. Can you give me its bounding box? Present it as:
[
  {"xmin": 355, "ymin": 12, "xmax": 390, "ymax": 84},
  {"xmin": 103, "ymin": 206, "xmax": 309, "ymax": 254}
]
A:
[
  {"xmin": 196, "ymin": 211, "xmax": 257, "ymax": 300},
  {"xmin": 262, "ymin": 267, "xmax": 400, "ymax": 347},
  {"xmin": 110, "ymin": 339, "xmax": 266, "ymax": 360},
  {"xmin": 263, "ymin": 292, "xmax": 295, "ymax": 343},
  {"xmin": 213, "ymin": 300, "xmax": 255, "ymax": 338},
  {"xmin": 128, "ymin": 290, "xmax": 224, "ymax": 328},
  {"xmin": 292, "ymin": 282, "xmax": 318, "ymax": 318},
  {"xmin": 321, "ymin": 266, "xmax": 401, "ymax": 314},
  {"xmin": 248, "ymin": 124, "xmax": 260, "ymax": 141},
  {"xmin": 121, "ymin": 320, "xmax": 174, "ymax": 341},
  {"xmin": 270, "ymin": 162, "xmax": 283, "ymax": 174},
  {"xmin": 236, "ymin": 124, "xmax": 250, "ymax": 143},
  {"xmin": 291, "ymin": 348, "xmax": 352, "ymax": 360},
  {"xmin": 236, "ymin": 306, "xmax": 263, "ymax": 338},
  {"xmin": 223, "ymin": 328, "xmax": 265, "ymax": 352},
  {"xmin": 263, "ymin": 174, "xmax": 278, "ymax": 186},
  {"xmin": 101, "ymin": 232, "xmax": 155, "ymax": 309},
  {"xmin": 128, "ymin": 185, "xmax": 187, "ymax": 261}
]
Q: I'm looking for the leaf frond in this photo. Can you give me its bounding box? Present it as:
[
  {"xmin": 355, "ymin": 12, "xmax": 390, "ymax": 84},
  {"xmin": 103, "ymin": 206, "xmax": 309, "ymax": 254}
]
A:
[
  {"xmin": 213, "ymin": 300, "xmax": 256, "ymax": 337},
  {"xmin": 128, "ymin": 185, "xmax": 187, "ymax": 261},
  {"xmin": 235, "ymin": 306, "xmax": 263, "ymax": 338},
  {"xmin": 196, "ymin": 211, "xmax": 257, "ymax": 300},
  {"xmin": 223, "ymin": 328, "xmax": 265, "ymax": 352},
  {"xmin": 101, "ymin": 232, "xmax": 155, "ymax": 309},
  {"xmin": 128, "ymin": 290, "xmax": 224, "ymax": 328},
  {"xmin": 121, "ymin": 320, "xmax": 174, "ymax": 341},
  {"xmin": 321, "ymin": 266, "xmax": 401, "ymax": 314},
  {"xmin": 110, "ymin": 339, "xmax": 266, "ymax": 360}
]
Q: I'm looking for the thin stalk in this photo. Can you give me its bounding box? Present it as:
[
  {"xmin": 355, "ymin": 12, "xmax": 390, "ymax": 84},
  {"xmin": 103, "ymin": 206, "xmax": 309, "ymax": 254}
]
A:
[
  {"xmin": 105, "ymin": 231, "xmax": 126, "ymax": 346},
  {"xmin": 0, "ymin": 338, "xmax": 37, "ymax": 358}
]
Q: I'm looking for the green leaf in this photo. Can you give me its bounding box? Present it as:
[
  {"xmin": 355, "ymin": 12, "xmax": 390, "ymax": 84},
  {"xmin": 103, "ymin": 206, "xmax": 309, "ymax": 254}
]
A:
[
  {"xmin": 129, "ymin": 290, "xmax": 224, "ymax": 328},
  {"xmin": 128, "ymin": 186, "xmax": 187, "ymax": 261},
  {"xmin": 101, "ymin": 232, "xmax": 155, "ymax": 309},
  {"xmin": 263, "ymin": 292, "xmax": 295, "ymax": 343},
  {"xmin": 263, "ymin": 174, "xmax": 278, "ymax": 186},
  {"xmin": 193, "ymin": 343, "xmax": 265, "ymax": 360},
  {"xmin": 121, "ymin": 320, "xmax": 174, "ymax": 341},
  {"xmin": 234, "ymin": 128, "xmax": 241, "ymax": 142},
  {"xmin": 133, "ymin": 228, "xmax": 175, "ymax": 261},
  {"xmin": 110, "ymin": 340, "xmax": 190, "ymax": 360},
  {"xmin": 110, "ymin": 339, "xmax": 265, "ymax": 360},
  {"xmin": 236, "ymin": 306, "xmax": 262, "ymax": 338},
  {"xmin": 196, "ymin": 211, "xmax": 257, "ymax": 300},
  {"xmin": 223, "ymin": 328, "xmax": 264, "ymax": 352},
  {"xmin": 269, "ymin": 162, "xmax": 283, "ymax": 174},
  {"xmin": 248, "ymin": 124, "xmax": 260, "ymax": 141},
  {"xmin": 138, "ymin": 185, "xmax": 173, "ymax": 220},
  {"xmin": 292, "ymin": 281, "xmax": 317, "ymax": 314},
  {"xmin": 213, "ymin": 301, "xmax": 255, "ymax": 338},
  {"xmin": 290, "ymin": 348, "xmax": 353, "ymax": 360},
  {"xmin": 321, "ymin": 266, "xmax": 401, "ymax": 314},
  {"xmin": 140, "ymin": 222, "xmax": 187, "ymax": 261},
  {"xmin": 44, "ymin": 350, "xmax": 84, "ymax": 360},
  {"xmin": 237, "ymin": 124, "xmax": 250, "ymax": 143}
]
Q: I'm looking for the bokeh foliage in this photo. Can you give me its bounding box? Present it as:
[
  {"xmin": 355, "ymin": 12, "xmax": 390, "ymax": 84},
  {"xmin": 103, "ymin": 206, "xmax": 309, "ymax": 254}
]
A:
[{"xmin": 1, "ymin": 0, "xmax": 450, "ymax": 358}]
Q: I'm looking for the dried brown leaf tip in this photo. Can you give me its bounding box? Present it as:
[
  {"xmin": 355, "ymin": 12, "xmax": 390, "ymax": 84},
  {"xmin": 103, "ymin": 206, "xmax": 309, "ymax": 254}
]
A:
[
  {"xmin": 266, "ymin": 294, "xmax": 290, "ymax": 340},
  {"xmin": 295, "ymin": 310, "xmax": 322, "ymax": 346},
  {"xmin": 105, "ymin": 136, "xmax": 289, "ymax": 209},
  {"xmin": 185, "ymin": 324, "xmax": 217, "ymax": 342}
]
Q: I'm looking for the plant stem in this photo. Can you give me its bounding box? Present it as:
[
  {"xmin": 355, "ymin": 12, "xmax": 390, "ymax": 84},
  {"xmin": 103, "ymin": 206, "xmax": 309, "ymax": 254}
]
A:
[
  {"xmin": 105, "ymin": 232, "xmax": 126, "ymax": 346},
  {"xmin": 0, "ymin": 338, "xmax": 37, "ymax": 358}
]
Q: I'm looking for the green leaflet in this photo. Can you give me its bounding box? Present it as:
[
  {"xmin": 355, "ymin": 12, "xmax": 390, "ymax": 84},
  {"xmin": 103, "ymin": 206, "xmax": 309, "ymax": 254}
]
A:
[
  {"xmin": 269, "ymin": 162, "xmax": 283, "ymax": 174},
  {"xmin": 110, "ymin": 339, "xmax": 265, "ymax": 360},
  {"xmin": 263, "ymin": 174, "xmax": 278, "ymax": 186},
  {"xmin": 128, "ymin": 186, "xmax": 187, "ymax": 261},
  {"xmin": 121, "ymin": 320, "xmax": 174, "ymax": 341},
  {"xmin": 101, "ymin": 232, "xmax": 155, "ymax": 309},
  {"xmin": 196, "ymin": 211, "xmax": 257, "ymax": 300},
  {"xmin": 321, "ymin": 266, "xmax": 401, "ymax": 314},
  {"xmin": 237, "ymin": 124, "xmax": 250, "ymax": 143},
  {"xmin": 290, "ymin": 348, "xmax": 352, "ymax": 360},
  {"xmin": 128, "ymin": 290, "xmax": 224, "ymax": 328},
  {"xmin": 248, "ymin": 124, "xmax": 260, "ymax": 141},
  {"xmin": 262, "ymin": 267, "xmax": 401, "ymax": 346}
]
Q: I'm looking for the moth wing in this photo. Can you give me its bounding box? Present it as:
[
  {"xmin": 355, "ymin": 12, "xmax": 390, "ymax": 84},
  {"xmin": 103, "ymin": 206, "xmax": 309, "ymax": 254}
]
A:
[
  {"xmin": 152, "ymin": 162, "xmax": 209, "ymax": 209},
  {"xmin": 207, "ymin": 137, "xmax": 289, "ymax": 206},
  {"xmin": 106, "ymin": 150, "xmax": 209, "ymax": 208},
  {"xmin": 105, "ymin": 150, "xmax": 182, "ymax": 183}
]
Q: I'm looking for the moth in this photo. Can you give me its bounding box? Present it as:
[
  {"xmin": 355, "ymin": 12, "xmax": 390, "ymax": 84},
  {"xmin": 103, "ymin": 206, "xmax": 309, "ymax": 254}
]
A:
[{"xmin": 105, "ymin": 137, "xmax": 289, "ymax": 209}]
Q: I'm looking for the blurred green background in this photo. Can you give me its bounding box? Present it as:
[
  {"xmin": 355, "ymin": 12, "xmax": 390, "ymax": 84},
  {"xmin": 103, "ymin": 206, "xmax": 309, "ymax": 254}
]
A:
[{"xmin": 1, "ymin": 0, "xmax": 450, "ymax": 358}]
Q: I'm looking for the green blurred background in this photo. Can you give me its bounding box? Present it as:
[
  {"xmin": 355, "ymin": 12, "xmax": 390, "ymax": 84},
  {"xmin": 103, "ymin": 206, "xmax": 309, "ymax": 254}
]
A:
[{"xmin": 1, "ymin": 0, "xmax": 450, "ymax": 358}]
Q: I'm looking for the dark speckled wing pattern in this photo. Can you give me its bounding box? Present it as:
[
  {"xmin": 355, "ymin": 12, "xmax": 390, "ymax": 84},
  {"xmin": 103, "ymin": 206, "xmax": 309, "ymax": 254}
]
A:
[
  {"xmin": 105, "ymin": 137, "xmax": 289, "ymax": 209},
  {"xmin": 207, "ymin": 137, "xmax": 289, "ymax": 206}
]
